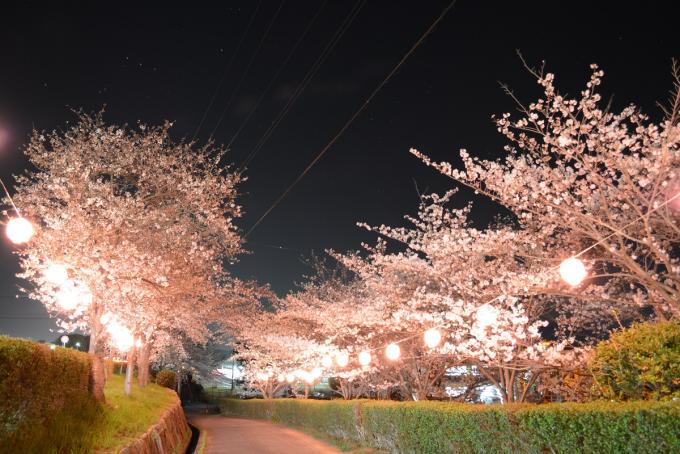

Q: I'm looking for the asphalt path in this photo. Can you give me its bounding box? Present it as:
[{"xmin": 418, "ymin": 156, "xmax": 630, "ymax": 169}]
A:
[{"xmin": 188, "ymin": 414, "xmax": 342, "ymax": 454}]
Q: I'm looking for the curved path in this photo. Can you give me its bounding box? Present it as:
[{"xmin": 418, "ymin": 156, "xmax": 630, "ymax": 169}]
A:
[{"xmin": 188, "ymin": 414, "xmax": 342, "ymax": 454}]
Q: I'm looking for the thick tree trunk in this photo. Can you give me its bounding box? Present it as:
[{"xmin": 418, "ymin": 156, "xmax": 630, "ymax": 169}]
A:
[
  {"xmin": 137, "ymin": 343, "xmax": 150, "ymax": 387},
  {"xmin": 124, "ymin": 344, "xmax": 137, "ymax": 396},
  {"xmin": 88, "ymin": 315, "xmax": 106, "ymax": 402}
]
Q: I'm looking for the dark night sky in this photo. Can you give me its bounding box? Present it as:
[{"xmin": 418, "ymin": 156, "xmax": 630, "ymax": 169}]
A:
[{"xmin": 0, "ymin": 1, "xmax": 677, "ymax": 340}]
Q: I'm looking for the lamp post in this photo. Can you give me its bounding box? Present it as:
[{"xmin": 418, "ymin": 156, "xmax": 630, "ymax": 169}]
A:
[{"xmin": 60, "ymin": 335, "xmax": 69, "ymax": 347}]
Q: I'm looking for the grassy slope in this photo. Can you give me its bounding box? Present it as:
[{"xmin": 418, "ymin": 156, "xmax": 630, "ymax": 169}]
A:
[
  {"xmin": 33, "ymin": 374, "xmax": 177, "ymax": 453},
  {"xmin": 93, "ymin": 374, "xmax": 178, "ymax": 451}
]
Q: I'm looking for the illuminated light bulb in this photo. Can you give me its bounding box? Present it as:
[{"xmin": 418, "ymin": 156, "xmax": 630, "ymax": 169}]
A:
[
  {"xmin": 559, "ymin": 257, "xmax": 587, "ymax": 286},
  {"xmin": 278, "ymin": 374, "xmax": 285, "ymax": 382},
  {"xmin": 286, "ymin": 374, "xmax": 296, "ymax": 383},
  {"xmin": 311, "ymin": 367, "xmax": 322, "ymax": 378},
  {"xmin": 6, "ymin": 217, "xmax": 34, "ymax": 244},
  {"xmin": 336, "ymin": 352, "xmax": 349, "ymax": 368},
  {"xmin": 321, "ymin": 355, "xmax": 332, "ymax": 368},
  {"xmin": 424, "ymin": 328, "xmax": 442, "ymax": 348},
  {"xmin": 358, "ymin": 351, "xmax": 371, "ymax": 366},
  {"xmin": 385, "ymin": 343, "xmax": 401, "ymax": 361},
  {"xmin": 44, "ymin": 263, "xmax": 68, "ymax": 285},
  {"xmin": 476, "ymin": 304, "xmax": 498, "ymax": 328}
]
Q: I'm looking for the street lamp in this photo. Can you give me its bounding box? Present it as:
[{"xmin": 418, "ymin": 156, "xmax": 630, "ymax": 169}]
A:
[{"xmin": 60, "ymin": 335, "xmax": 69, "ymax": 347}]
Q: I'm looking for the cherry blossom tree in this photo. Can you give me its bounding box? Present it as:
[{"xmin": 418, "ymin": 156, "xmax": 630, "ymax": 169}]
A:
[
  {"xmin": 6, "ymin": 112, "xmax": 249, "ymax": 398},
  {"xmin": 412, "ymin": 61, "xmax": 680, "ymax": 319}
]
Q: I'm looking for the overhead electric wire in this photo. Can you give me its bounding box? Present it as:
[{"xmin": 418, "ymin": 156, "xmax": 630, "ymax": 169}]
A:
[
  {"xmin": 192, "ymin": 1, "xmax": 263, "ymax": 141},
  {"xmin": 238, "ymin": 0, "xmax": 367, "ymax": 172},
  {"xmin": 245, "ymin": 0, "xmax": 458, "ymax": 238},
  {"xmin": 208, "ymin": 0, "xmax": 286, "ymax": 140},
  {"xmin": 225, "ymin": 0, "xmax": 328, "ymax": 151}
]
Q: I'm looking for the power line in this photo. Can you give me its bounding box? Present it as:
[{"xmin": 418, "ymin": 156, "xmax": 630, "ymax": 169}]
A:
[
  {"xmin": 208, "ymin": 0, "xmax": 286, "ymax": 140},
  {"xmin": 238, "ymin": 0, "xmax": 367, "ymax": 172},
  {"xmin": 192, "ymin": 1, "xmax": 263, "ymax": 141},
  {"xmin": 225, "ymin": 0, "xmax": 328, "ymax": 151},
  {"xmin": 245, "ymin": 0, "xmax": 458, "ymax": 237}
]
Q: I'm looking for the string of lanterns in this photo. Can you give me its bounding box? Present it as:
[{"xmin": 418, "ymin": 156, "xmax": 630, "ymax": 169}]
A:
[{"xmin": 5, "ymin": 178, "xmax": 680, "ymax": 379}]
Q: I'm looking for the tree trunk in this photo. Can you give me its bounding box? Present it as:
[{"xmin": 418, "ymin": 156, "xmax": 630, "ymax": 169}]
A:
[
  {"xmin": 136, "ymin": 343, "xmax": 150, "ymax": 387},
  {"xmin": 124, "ymin": 344, "xmax": 137, "ymax": 396},
  {"xmin": 88, "ymin": 315, "xmax": 106, "ymax": 402}
]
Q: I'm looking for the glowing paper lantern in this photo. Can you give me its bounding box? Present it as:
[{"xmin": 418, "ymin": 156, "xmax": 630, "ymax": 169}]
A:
[
  {"xmin": 286, "ymin": 374, "xmax": 296, "ymax": 383},
  {"xmin": 106, "ymin": 320, "xmax": 134, "ymax": 351},
  {"xmin": 321, "ymin": 355, "xmax": 332, "ymax": 368},
  {"xmin": 311, "ymin": 367, "xmax": 322, "ymax": 378},
  {"xmin": 424, "ymin": 328, "xmax": 441, "ymax": 348},
  {"xmin": 559, "ymin": 257, "xmax": 587, "ymax": 286},
  {"xmin": 476, "ymin": 304, "xmax": 498, "ymax": 327},
  {"xmin": 6, "ymin": 217, "xmax": 34, "ymax": 244},
  {"xmin": 56, "ymin": 280, "xmax": 92, "ymax": 310},
  {"xmin": 44, "ymin": 263, "xmax": 69, "ymax": 285},
  {"xmin": 385, "ymin": 343, "xmax": 401, "ymax": 360},
  {"xmin": 277, "ymin": 374, "xmax": 285, "ymax": 382},
  {"xmin": 336, "ymin": 352, "xmax": 349, "ymax": 367},
  {"xmin": 358, "ymin": 351, "xmax": 371, "ymax": 366},
  {"xmin": 304, "ymin": 372, "xmax": 314, "ymax": 384}
]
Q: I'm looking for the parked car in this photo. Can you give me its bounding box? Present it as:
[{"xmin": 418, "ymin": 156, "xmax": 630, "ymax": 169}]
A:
[
  {"xmin": 308, "ymin": 391, "xmax": 331, "ymax": 400},
  {"xmin": 237, "ymin": 389, "xmax": 263, "ymax": 399}
]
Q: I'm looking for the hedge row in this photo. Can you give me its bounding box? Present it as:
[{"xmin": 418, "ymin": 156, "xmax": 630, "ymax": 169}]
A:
[
  {"xmin": 0, "ymin": 336, "xmax": 94, "ymax": 448},
  {"xmin": 219, "ymin": 398, "xmax": 680, "ymax": 454}
]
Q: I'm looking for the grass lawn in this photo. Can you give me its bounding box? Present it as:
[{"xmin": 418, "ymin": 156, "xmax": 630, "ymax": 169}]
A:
[{"xmin": 35, "ymin": 374, "xmax": 178, "ymax": 453}]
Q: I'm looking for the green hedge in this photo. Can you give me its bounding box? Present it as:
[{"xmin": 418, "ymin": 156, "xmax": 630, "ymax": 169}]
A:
[
  {"xmin": 0, "ymin": 336, "xmax": 96, "ymax": 449},
  {"xmin": 220, "ymin": 398, "xmax": 680, "ymax": 454}
]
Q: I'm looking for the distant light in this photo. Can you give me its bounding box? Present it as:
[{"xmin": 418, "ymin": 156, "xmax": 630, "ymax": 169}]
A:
[
  {"xmin": 424, "ymin": 328, "xmax": 441, "ymax": 348},
  {"xmin": 559, "ymin": 257, "xmax": 587, "ymax": 286},
  {"xmin": 385, "ymin": 343, "xmax": 401, "ymax": 360},
  {"xmin": 358, "ymin": 351, "xmax": 371, "ymax": 366},
  {"xmin": 49, "ymin": 344, "xmax": 56, "ymax": 350},
  {"xmin": 277, "ymin": 373, "xmax": 285, "ymax": 382},
  {"xmin": 321, "ymin": 355, "xmax": 332, "ymax": 368},
  {"xmin": 134, "ymin": 338, "xmax": 143, "ymax": 348},
  {"xmin": 44, "ymin": 263, "xmax": 69, "ymax": 285},
  {"xmin": 303, "ymin": 372, "xmax": 314, "ymax": 384},
  {"xmin": 311, "ymin": 367, "xmax": 322, "ymax": 378},
  {"xmin": 60, "ymin": 335, "xmax": 69, "ymax": 346},
  {"xmin": 286, "ymin": 374, "xmax": 296, "ymax": 383},
  {"xmin": 336, "ymin": 352, "xmax": 349, "ymax": 368},
  {"xmin": 6, "ymin": 217, "xmax": 34, "ymax": 244},
  {"xmin": 75, "ymin": 341, "xmax": 81, "ymax": 348},
  {"xmin": 476, "ymin": 304, "xmax": 498, "ymax": 327}
]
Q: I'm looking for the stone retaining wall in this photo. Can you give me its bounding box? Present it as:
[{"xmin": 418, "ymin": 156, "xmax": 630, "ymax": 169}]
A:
[{"xmin": 120, "ymin": 392, "xmax": 190, "ymax": 454}]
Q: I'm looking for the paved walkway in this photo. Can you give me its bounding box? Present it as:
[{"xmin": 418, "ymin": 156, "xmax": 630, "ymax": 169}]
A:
[{"xmin": 188, "ymin": 414, "xmax": 342, "ymax": 454}]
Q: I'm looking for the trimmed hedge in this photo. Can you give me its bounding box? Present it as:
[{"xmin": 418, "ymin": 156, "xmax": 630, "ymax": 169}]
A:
[
  {"xmin": 0, "ymin": 336, "xmax": 95, "ymax": 449},
  {"xmin": 220, "ymin": 398, "xmax": 680, "ymax": 454}
]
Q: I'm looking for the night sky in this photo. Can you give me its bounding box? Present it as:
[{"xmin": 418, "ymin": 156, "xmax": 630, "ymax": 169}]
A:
[{"xmin": 1, "ymin": 1, "xmax": 677, "ymax": 340}]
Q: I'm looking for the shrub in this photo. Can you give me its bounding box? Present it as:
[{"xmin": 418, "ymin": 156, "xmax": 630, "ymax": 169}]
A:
[
  {"xmin": 219, "ymin": 398, "xmax": 680, "ymax": 454},
  {"xmin": 589, "ymin": 320, "xmax": 680, "ymax": 401},
  {"xmin": 0, "ymin": 336, "xmax": 98, "ymax": 450},
  {"xmin": 156, "ymin": 369, "xmax": 177, "ymax": 389}
]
